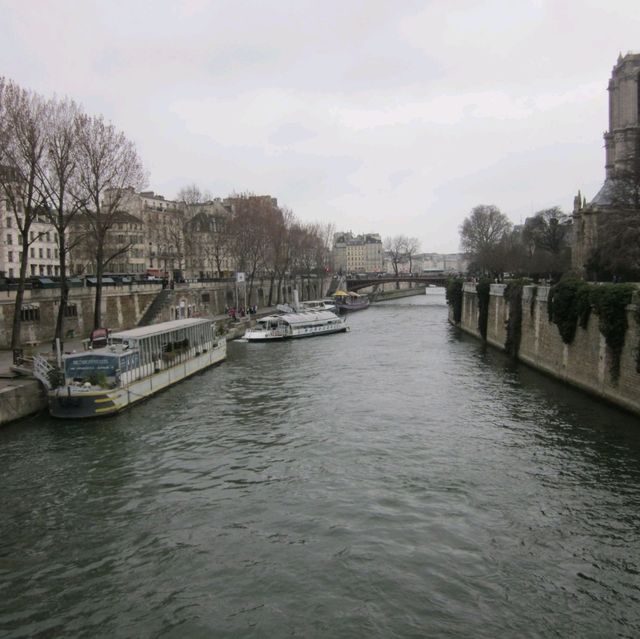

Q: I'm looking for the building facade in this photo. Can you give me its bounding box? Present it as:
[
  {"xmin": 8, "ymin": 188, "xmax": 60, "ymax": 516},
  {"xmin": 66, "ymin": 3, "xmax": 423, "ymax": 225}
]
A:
[
  {"xmin": 1, "ymin": 198, "xmax": 60, "ymax": 280},
  {"xmin": 332, "ymin": 232, "xmax": 384, "ymax": 274}
]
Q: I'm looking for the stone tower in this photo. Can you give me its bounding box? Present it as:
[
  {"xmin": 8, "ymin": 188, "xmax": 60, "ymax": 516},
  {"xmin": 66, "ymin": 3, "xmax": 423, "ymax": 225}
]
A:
[
  {"xmin": 571, "ymin": 52, "xmax": 640, "ymax": 274},
  {"xmin": 603, "ymin": 52, "xmax": 640, "ymax": 179}
]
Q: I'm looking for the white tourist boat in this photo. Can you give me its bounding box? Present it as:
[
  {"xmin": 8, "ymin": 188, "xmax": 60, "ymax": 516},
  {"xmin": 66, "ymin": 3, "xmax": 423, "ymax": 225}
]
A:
[
  {"xmin": 298, "ymin": 299, "xmax": 337, "ymax": 312},
  {"xmin": 41, "ymin": 318, "xmax": 226, "ymax": 418},
  {"xmin": 243, "ymin": 309, "xmax": 348, "ymax": 342}
]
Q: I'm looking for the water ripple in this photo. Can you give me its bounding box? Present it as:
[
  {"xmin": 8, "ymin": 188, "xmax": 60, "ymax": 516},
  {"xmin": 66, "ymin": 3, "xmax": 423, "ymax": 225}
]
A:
[{"xmin": 2, "ymin": 293, "xmax": 640, "ymax": 637}]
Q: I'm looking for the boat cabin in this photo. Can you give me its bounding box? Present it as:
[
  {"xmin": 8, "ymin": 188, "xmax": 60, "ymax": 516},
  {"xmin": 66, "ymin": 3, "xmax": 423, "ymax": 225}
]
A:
[{"xmin": 62, "ymin": 318, "xmax": 219, "ymax": 388}]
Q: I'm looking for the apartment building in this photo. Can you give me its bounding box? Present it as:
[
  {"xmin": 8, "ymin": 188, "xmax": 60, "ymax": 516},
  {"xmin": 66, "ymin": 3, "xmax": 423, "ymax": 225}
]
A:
[
  {"xmin": 184, "ymin": 200, "xmax": 234, "ymax": 278},
  {"xmin": 1, "ymin": 198, "xmax": 60, "ymax": 280},
  {"xmin": 68, "ymin": 210, "xmax": 146, "ymax": 276},
  {"xmin": 333, "ymin": 232, "xmax": 384, "ymax": 274}
]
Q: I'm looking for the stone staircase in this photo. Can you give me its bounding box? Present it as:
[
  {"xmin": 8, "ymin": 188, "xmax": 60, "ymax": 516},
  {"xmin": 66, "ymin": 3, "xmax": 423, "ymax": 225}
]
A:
[
  {"xmin": 324, "ymin": 275, "xmax": 345, "ymax": 297},
  {"xmin": 137, "ymin": 288, "xmax": 173, "ymax": 326}
]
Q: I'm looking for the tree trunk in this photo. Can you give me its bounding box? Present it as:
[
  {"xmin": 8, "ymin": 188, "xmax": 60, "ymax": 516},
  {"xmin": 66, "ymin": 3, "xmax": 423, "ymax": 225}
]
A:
[
  {"xmin": 10, "ymin": 232, "xmax": 30, "ymax": 350},
  {"xmin": 267, "ymin": 273, "xmax": 276, "ymax": 306},
  {"xmin": 276, "ymin": 275, "xmax": 284, "ymax": 304},
  {"xmin": 94, "ymin": 244, "xmax": 104, "ymax": 329},
  {"xmin": 54, "ymin": 233, "xmax": 69, "ymax": 350}
]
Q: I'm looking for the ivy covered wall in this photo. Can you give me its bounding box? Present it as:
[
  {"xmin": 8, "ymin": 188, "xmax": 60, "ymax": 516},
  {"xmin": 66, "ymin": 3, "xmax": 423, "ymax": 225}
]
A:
[{"xmin": 450, "ymin": 282, "xmax": 640, "ymax": 417}]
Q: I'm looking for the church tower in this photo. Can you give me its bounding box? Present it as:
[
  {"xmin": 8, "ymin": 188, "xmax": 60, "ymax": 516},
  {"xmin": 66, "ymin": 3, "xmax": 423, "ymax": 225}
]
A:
[
  {"xmin": 603, "ymin": 52, "xmax": 640, "ymax": 178},
  {"xmin": 571, "ymin": 52, "xmax": 640, "ymax": 274}
]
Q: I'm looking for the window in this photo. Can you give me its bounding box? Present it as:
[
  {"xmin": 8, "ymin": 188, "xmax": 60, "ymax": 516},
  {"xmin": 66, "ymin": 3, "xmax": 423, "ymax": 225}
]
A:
[
  {"xmin": 30, "ymin": 247, "xmax": 35, "ymax": 258},
  {"xmin": 46, "ymin": 265, "xmax": 52, "ymax": 276},
  {"xmin": 20, "ymin": 306, "xmax": 40, "ymax": 322},
  {"xmin": 30, "ymin": 231, "xmax": 35, "ymax": 242},
  {"xmin": 7, "ymin": 251, "xmax": 12, "ymax": 263},
  {"xmin": 64, "ymin": 304, "xmax": 78, "ymax": 318},
  {"xmin": 6, "ymin": 234, "xmax": 12, "ymax": 245},
  {"xmin": 46, "ymin": 248, "xmax": 51, "ymax": 259},
  {"xmin": 6, "ymin": 217, "xmax": 11, "ymax": 228},
  {"xmin": 39, "ymin": 265, "xmax": 44, "ymax": 275},
  {"xmin": 30, "ymin": 264, "xmax": 35, "ymax": 276},
  {"xmin": 45, "ymin": 231, "xmax": 50, "ymax": 242},
  {"xmin": 54, "ymin": 248, "xmax": 59, "ymax": 259},
  {"xmin": 8, "ymin": 268, "xmax": 14, "ymax": 278},
  {"xmin": 39, "ymin": 248, "xmax": 43, "ymax": 258}
]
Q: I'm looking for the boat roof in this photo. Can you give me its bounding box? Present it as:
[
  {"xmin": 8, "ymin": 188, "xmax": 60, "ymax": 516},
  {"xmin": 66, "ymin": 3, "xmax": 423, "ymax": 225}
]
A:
[
  {"xmin": 260, "ymin": 310, "xmax": 341, "ymax": 325},
  {"xmin": 111, "ymin": 318, "xmax": 214, "ymax": 340}
]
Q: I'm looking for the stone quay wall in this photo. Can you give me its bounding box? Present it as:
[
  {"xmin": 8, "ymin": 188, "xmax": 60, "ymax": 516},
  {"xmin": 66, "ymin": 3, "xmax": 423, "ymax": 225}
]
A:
[
  {"xmin": 454, "ymin": 282, "xmax": 640, "ymax": 416},
  {"xmin": 0, "ymin": 276, "xmax": 331, "ymax": 349}
]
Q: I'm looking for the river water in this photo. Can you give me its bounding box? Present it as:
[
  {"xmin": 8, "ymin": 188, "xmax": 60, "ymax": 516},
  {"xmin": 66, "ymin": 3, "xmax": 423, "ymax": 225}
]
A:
[{"xmin": 2, "ymin": 290, "xmax": 640, "ymax": 638}]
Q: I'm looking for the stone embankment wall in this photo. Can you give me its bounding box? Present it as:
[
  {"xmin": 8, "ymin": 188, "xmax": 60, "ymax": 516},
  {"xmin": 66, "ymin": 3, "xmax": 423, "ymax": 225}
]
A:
[
  {"xmin": 0, "ymin": 283, "xmax": 161, "ymax": 348},
  {"xmin": 455, "ymin": 283, "xmax": 640, "ymax": 416},
  {"xmin": 0, "ymin": 379, "xmax": 47, "ymax": 426},
  {"xmin": 372, "ymin": 285, "xmax": 427, "ymax": 301},
  {"xmin": 0, "ymin": 276, "xmax": 331, "ymax": 349}
]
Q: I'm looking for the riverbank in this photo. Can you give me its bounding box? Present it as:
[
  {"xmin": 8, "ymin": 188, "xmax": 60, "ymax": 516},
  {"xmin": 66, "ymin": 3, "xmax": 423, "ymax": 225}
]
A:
[
  {"xmin": 371, "ymin": 285, "xmax": 427, "ymax": 301},
  {"xmin": 0, "ymin": 310, "xmax": 270, "ymax": 427}
]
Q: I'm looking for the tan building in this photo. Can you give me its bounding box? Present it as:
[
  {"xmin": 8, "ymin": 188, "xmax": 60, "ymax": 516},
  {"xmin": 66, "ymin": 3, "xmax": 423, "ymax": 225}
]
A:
[
  {"xmin": 1, "ymin": 187, "xmax": 60, "ymax": 280},
  {"xmin": 184, "ymin": 200, "xmax": 234, "ymax": 278},
  {"xmin": 69, "ymin": 210, "xmax": 146, "ymax": 277},
  {"xmin": 115, "ymin": 189, "xmax": 236, "ymax": 279},
  {"xmin": 114, "ymin": 188, "xmax": 186, "ymax": 277},
  {"xmin": 417, "ymin": 253, "xmax": 468, "ymax": 273},
  {"xmin": 333, "ymin": 232, "xmax": 383, "ymax": 274}
]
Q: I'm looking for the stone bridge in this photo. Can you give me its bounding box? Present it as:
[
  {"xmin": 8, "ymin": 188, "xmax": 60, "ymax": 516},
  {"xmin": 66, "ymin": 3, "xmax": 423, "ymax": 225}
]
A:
[{"xmin": 345, "ymin": 274, "xmax": 449, "ymax": 292}]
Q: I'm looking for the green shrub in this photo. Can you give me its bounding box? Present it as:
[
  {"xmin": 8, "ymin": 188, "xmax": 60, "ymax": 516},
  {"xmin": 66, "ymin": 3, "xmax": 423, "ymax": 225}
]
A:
[
  {"xmin": 590, "ymin": 284, "xmax": 635, "ymax": 381},
  {"xmin": 549, "ymin": 279, "xmax": 635, "ymax": 381},
  {"xmin": 504, "ymin": 281, "xmax": 524, "ymax": 357},
  {"xmin": 547, "ymin": 278, "xmax": 590, "ymax": 344},
  {"xmin": 446, "ymin": 278, "xmax": 464, "ymax": 324},
  {"xmin": 476, "ymin": 279, "xmax": 491, "ymax": 340}
]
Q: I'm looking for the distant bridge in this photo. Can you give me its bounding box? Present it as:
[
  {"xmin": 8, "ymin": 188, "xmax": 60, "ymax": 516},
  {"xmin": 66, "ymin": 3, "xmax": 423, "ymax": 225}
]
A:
[{"xmin": 345, "ymin": 274, "xmax": 449, "ymax": 292}]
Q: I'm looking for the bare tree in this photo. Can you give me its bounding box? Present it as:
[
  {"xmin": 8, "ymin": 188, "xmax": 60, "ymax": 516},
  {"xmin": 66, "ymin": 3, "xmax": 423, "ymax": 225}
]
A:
[
  {"xmin": 384, "ymin": 235, "xmax": 408, "ymax": 277},
  {"xmin": 176, "ymin": 183, "xmax": 212, "ymax": 207},
  {"xmin": 39, "ymin": 97, "xmax": 86, "ymax": 349},
  {"xmin": 405, "ymin": 236, "xmax": 421, "ymax": 273},
  {"xmin": 264, "ymin": 207, "xmax": 293, "ymax": 305},
  {"xmin": 459, "ymin": 204, "xmax": 513, "ymax": 278},
  {"xmin": 521, "ymin": 207, "xmax": 570, "ymax": 280},
  {"xmin": 228, "ymin": 194, "xmax": 282, "ymax": 304},
  {"xmin": 73, "ymin": 114, "xmax": 145, "ymax": 329},
  {"xmin": 0, "ymin": 79, "xmax": 49, "ymax": 349},
  {"xmin": 185, "ymin": 207, "xmax": 232, "ymax": 278}
]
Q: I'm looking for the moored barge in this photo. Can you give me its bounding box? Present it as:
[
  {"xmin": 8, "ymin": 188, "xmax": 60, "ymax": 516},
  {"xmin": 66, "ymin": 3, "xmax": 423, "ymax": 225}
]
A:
[{"xmin": 43, "ymin": 318, "xmax": 226, "ymax": 418}]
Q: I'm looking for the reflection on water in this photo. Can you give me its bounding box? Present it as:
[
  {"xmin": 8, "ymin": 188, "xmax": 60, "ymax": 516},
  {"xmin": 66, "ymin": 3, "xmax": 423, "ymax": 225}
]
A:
[{"xmin": 1, "ymin": 290, "xmax": 640, "ymax": 638}]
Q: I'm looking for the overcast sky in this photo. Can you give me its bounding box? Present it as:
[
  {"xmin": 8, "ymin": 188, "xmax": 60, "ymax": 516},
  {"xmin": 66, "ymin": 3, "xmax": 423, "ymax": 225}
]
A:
[{"xmin": 1, "ymin": 0, "xmax": 639, "ymax": 252}]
